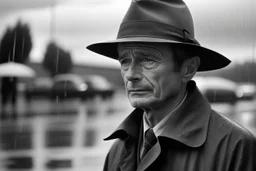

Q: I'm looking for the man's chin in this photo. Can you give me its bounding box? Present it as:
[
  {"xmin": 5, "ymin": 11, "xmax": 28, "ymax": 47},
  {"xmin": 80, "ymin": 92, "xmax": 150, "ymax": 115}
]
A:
[{"xmin": 129, "ymin": 98, "xmax": 153, "ymax": 108}]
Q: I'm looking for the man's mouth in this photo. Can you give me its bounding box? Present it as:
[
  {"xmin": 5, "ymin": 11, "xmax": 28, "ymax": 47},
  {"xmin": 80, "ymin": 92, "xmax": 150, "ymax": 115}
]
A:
[{"xmin": 128, "ymin": 89, "xmax": 150, "ymax": 94}]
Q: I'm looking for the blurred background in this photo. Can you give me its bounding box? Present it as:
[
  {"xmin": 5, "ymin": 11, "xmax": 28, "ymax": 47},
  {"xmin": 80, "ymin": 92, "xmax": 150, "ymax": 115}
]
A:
[{"xmin": 0, "ymin": 0, "xmax": 255, "ymax": 170}]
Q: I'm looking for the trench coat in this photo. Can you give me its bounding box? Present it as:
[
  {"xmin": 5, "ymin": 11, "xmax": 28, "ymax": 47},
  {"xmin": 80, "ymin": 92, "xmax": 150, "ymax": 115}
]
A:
[{"xmin": 103, "ymin": 81, "xmax": 256, "ymax": 171}]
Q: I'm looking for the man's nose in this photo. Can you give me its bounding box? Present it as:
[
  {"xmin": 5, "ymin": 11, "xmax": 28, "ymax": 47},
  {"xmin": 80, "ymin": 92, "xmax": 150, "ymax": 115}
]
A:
[{"xmin": 124, "ymin": 62, "xmax": 142, "ymax": 81}]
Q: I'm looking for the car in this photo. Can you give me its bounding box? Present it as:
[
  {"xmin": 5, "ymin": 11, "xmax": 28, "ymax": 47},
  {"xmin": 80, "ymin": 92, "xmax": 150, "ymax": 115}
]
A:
[
  {"xmin": 193, "ymin": 76, "xmax": 238, "ymax": 118},
  {"xmin": 52, "ymin": 74, "xmax": 87, "ymax": 100},
  {"xmin": 51, "ymin": 74, "xmax": 115, "ymax": 101},
  {"xmin": 83, "ymin": 75, "xmax": 115, "ymax": 100},
  {"xmin": 25, "ymin": 77, "xmax": 53, "ymax": 100},
  {"xmin": 236, "ymin": 83, "xmax": 256, "ymax": 101}
]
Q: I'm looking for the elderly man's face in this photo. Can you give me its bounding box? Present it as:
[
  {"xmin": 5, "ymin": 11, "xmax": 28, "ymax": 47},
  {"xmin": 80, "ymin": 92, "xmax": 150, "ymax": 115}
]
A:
[{"xmin": 117, "ymin": 43, "xmax": 183, "ymax": 109}]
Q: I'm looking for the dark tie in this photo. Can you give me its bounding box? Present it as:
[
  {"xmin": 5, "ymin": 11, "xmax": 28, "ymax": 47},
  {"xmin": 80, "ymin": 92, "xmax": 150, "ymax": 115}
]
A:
[{"xmin": 141, "ymin": 128, "xmax": 157, "ymax": 158}]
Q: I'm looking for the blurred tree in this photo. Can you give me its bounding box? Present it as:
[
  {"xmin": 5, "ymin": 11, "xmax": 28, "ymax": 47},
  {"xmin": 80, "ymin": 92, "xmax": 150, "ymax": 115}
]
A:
[
  {"xmin": 0, "ymin": 20, "xmax": 32, "ymax": 63},
  {"xmin": 220, "ymin": 61, "xmax": 256, "ymax": 83},
  {"xmin": 43, "ymin": 41, "xmax": 73, "ymax": 77}
]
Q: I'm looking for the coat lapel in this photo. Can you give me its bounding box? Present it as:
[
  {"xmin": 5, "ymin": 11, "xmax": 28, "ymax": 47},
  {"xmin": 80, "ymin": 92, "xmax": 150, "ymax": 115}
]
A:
[
  {"xmin": 118, "ymin": 142, "xmax": 138, "ymax": 171},
  {"xmin": 119, "ymin": 122, "xmax": 143, "ymax": 171},
  {"xmin": 137, "ymin": 141, "xmax": 161, "ymax": 171}
]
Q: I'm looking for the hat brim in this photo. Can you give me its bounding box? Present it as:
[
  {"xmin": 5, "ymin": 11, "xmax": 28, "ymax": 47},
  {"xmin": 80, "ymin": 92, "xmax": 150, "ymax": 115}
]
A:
[{"xmin": 86, "ymin": 37, "xmax": 231, "ymax": 71}]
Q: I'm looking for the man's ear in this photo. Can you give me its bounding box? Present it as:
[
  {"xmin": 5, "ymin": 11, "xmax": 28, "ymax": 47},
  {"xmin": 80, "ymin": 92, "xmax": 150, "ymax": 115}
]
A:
[{"xmin": 181, "ymin": 56, "xmax": 200, "ymax": 83}]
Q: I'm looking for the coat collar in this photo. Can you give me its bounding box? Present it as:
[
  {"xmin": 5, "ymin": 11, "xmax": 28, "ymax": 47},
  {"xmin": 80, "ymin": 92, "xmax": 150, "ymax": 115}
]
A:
[
  {"xmin": 160, "ymin": 80, "xmax": 211, "ymax": 147},
  {"xmin": 104, "ymin": 108, "xmax": 144, "ymax": 142},
  {"xmin": 104, "ymin": 80, "xmax": 211, "ymax": 148}
]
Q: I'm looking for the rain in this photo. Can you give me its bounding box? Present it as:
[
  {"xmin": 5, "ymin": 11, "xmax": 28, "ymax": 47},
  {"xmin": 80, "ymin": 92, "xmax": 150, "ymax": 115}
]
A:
[{"xmin": 0, "ymin": 0, "xmax": 255, "ymax": 170}]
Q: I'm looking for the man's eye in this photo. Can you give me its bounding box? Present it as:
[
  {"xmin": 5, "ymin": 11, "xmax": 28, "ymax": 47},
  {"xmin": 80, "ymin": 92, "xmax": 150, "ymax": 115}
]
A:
[
  {"xmin": 142, "ymin": 58, "xmax": 155, "ymax": 63},
  {"xmin": 141, "ymin": 58, "xmax": 159, "ymax": 69},
  {"xmin": 120, "ymin": 59, "xmax": 130, "ymax": 65},
  {"xmin": 119, "ymin": 59, "xmax": 131, "ymax": 70}
]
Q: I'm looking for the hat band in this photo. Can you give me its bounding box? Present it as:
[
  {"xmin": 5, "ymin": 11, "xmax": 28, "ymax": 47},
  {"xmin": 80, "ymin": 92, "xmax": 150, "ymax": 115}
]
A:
[{"xmin": 117, "ymin": 21, "xmax": 200, "ymax": 45}]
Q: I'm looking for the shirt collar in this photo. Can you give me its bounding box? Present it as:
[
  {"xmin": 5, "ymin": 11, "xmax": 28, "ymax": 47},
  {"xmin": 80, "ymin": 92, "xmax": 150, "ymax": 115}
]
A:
[{"xmin": 104, "ymin": 81, "xmax": 211, "ymax": 148}]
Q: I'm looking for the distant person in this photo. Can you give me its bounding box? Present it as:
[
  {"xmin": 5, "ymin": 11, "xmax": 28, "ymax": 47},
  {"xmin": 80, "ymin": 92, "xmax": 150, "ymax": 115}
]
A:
[
  {"xmin": 1, "ymin": 77, "xmax": 18, "ymax": 118},
  {"xmin": 87, "ymin": 0, "xmax": 256, "ymax": 170}
]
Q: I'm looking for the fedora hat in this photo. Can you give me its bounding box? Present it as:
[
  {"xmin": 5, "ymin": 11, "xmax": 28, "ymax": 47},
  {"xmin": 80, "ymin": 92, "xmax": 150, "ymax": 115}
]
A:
[{"xmin": 86, "ymin": 0, "xmax": 231, "ymax": 71}]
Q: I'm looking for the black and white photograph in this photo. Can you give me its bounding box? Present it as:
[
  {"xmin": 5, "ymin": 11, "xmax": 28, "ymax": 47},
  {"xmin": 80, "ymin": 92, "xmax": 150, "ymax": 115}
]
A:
[{"xmin": 0, "ymin": 0, "xmax": 255, "ymax": 170}]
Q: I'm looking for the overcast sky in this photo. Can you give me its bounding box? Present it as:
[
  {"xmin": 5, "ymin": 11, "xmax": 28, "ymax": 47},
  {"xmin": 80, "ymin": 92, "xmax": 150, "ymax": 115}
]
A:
[{"xmin": 0, "ymin": 0, "xmax": 255, "ymax": 68}]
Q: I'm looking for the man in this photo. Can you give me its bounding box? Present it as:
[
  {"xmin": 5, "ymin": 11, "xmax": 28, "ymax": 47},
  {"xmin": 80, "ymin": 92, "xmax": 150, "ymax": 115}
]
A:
[{"xmin": 87, "ymin": 0, "xmax": 256, "ymax": 170}]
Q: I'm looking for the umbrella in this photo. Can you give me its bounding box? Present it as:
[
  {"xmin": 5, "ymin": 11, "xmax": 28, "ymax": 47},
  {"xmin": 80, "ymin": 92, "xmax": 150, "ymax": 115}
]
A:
[{"xmin": 0, "ymin": 62, "xmax": 36, "ymax": 77}]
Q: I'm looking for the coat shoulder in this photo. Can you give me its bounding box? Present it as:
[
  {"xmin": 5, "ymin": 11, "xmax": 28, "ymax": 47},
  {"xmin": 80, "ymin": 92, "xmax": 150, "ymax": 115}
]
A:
[
  {"xmin": 209, "ymin": 110, "xmax": 256, "ymax": 170},
  {"xmin": 209, "ymin": 110, "xmax": 256, "ymax": 142}
]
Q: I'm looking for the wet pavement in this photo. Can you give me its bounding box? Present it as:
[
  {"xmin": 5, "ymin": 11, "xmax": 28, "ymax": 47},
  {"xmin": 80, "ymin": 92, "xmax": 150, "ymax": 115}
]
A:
[{"xmin": 0, "ymin": 92, "xmax": 255, "ymax": 171}]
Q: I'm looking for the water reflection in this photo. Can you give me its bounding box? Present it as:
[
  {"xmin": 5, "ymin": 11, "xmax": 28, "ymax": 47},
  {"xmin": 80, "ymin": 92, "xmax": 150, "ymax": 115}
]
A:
[
  {"xmin": 0, "ymin": 91, "xmax": 132, "ymax": 171},
  {"xmin": 0, "ymin": 125, "xmax": 32, "ymax": 150},
  {"xmin": 5, "ymin": 156, "xmax": 33, "ymax": 169}
]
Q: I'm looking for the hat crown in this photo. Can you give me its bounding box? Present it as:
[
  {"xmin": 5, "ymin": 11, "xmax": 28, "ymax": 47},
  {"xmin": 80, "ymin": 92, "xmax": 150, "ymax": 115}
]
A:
[
  {"xmin": 121, "ymin": 0, "xmax": 195, "ymax": 37},
  {"xmin": 86, "ymin": 0, "xmax": 231, "ymax": 72}
]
